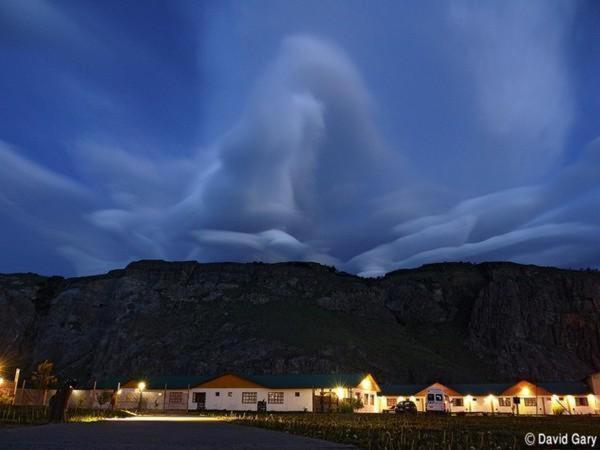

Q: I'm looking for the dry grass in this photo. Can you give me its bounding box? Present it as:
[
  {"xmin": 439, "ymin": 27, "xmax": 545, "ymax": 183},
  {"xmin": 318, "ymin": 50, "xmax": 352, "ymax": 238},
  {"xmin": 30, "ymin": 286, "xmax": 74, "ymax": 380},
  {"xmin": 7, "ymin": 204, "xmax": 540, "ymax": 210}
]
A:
[{"xmin": 232, "ymin": 412, "xmax": 600, "ymax": 449}]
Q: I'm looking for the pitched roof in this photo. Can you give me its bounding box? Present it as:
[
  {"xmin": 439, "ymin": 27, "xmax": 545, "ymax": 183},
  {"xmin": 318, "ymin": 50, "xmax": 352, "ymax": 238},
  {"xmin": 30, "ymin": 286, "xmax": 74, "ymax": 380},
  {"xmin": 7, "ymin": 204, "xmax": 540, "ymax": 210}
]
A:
[
  {"xmin": 448, "ymin": 384, "xmax": 512, "ymax": 396},
  {"xmin": 247, "ymin": 373, "xmax": 374, "ymax": 390},
  {"xmin": 378, "ymin": 384, "xmax": 428, "ymax": 396}
]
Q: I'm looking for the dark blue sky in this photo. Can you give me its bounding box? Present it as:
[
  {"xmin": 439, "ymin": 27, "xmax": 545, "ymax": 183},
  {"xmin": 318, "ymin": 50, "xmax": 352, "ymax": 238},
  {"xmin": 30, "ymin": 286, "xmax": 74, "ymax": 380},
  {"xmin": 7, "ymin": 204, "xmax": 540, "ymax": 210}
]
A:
[{"xmin": 1, "ymin": 0, "xmax": 599, "ymax": 276}]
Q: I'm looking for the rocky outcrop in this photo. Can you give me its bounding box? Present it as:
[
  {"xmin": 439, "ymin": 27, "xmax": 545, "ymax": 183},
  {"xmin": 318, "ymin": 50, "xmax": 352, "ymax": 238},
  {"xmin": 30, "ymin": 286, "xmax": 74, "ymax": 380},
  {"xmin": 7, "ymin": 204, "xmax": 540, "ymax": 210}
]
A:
[{"xmin": 1, "ymin": 260, "xmax": 599, "ymax": 384}]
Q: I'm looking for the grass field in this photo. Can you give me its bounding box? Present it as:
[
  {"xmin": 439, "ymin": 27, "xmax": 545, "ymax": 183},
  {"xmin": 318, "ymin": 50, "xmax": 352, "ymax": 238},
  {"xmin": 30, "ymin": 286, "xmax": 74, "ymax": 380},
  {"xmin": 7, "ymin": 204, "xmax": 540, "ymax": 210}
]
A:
[{"xmin": 232, "ymin": 413, "xmax": 600, "ymax": 449}]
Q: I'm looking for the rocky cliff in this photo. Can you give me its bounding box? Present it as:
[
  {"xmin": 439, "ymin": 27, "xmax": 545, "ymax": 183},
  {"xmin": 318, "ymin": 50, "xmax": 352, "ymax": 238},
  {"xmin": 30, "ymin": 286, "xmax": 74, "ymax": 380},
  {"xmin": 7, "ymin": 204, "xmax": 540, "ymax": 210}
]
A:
[{"xmin": 1, "ymin": 260, "xmax": 599, "ymax": 384}]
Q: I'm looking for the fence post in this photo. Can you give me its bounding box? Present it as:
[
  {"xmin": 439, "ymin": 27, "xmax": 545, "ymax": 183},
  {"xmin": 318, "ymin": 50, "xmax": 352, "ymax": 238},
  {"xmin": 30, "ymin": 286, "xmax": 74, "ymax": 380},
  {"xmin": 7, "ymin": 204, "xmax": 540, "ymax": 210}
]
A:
[
  {"xmin": 92, "ymin": 380, "xmax": 97, "ymax": 409},
  {"xmin": 12, "ymin": 369, "xmax": 20, "ymax": 405}
]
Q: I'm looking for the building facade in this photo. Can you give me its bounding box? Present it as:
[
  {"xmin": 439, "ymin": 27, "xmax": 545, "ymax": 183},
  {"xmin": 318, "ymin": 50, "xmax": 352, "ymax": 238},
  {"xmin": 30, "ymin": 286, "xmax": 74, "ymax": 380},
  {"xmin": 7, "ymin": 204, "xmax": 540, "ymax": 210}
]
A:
[{"xmin": 378, "ymin": 379, "xmax": 600, "ymax": 415}]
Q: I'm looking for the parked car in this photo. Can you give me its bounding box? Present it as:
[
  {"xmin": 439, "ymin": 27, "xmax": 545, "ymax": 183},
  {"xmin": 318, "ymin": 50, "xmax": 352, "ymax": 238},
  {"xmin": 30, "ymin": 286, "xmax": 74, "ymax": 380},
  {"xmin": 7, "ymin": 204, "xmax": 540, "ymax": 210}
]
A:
[{"xmin": 394, "ymin": 400, "xmax": 418, "ymax": 414}]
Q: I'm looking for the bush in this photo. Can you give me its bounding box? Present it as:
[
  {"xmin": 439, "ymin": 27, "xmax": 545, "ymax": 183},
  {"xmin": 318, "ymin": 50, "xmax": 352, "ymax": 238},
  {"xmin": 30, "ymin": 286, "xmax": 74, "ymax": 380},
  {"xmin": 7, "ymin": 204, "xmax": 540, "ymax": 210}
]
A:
[{"xmin": 338, "ymin": 397, "xmax": 363, "ymax": 413}]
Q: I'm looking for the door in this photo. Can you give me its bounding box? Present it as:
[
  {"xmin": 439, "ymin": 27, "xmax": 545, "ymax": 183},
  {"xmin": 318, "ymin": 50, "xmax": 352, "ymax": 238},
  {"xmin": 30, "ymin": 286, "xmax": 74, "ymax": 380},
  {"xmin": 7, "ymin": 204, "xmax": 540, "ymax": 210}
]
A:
[{"xmin": 194, "ymin": 392, "xmax": 206, "ymax": 410}]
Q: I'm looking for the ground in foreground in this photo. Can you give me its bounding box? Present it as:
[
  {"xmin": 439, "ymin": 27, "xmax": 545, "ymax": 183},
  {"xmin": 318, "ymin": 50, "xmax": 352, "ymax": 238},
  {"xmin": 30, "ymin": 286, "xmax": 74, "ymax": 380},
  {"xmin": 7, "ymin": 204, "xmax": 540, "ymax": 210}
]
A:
[
  {"xmin": 232, "ymin": 413, "xmax": 600, "ymax": 449},
  {"xmin": 0, "ymin": 417, "xmax": 353, "ymax": 450}
]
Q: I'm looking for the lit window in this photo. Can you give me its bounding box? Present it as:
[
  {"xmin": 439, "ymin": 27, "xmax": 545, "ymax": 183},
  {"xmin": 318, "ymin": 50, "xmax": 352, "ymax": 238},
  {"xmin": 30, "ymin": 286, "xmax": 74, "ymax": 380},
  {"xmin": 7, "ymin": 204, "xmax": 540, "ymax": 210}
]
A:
[
  {"xmin": 575, "ymin": 397, "xmax": 589, "ymax": 406},
  {"xmin": 499, "ymin": 397, "xmax": 512, "ymax": 407},
  {"xmin": 524, "ymin": 398, "xmax": 537, "ymax": 407},
  {"xmin": 242, "ymin": 392, "xmax": 257, "ymax": 404},
  {"xmin": 268, "ymin": 392, "xmax": 284, "ymax": 404},
  {"xmin": 451, "ymin": 398, "xmax": 463, "ymax": 407},
  {"xmin": 386, "ymin": 397, "xmax": 397, "ymax": 407}
]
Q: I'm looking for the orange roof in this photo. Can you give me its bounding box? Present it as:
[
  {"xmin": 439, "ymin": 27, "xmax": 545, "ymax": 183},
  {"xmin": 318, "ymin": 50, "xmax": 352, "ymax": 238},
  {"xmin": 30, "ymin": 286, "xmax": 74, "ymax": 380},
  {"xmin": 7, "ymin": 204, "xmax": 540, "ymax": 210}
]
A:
[
  {"xmin": 502, "ymin": 380, "xmax": 551, "ymax": 396},
  {"xmin": 414, "ymin": 382, "xmax": 462, "ymax": 397}
]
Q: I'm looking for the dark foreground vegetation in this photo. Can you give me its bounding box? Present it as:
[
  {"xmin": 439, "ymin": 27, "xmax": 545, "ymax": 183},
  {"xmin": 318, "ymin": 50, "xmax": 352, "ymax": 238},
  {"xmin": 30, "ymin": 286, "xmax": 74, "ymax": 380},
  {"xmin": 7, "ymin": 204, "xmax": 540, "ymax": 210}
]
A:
[
  {"xmin": 232, "ymin": 413, "xmax": 600, "ymax": 450},
  {"xmin": 0, "ymin": 405, "xmax": 131, "ymax": 426}
]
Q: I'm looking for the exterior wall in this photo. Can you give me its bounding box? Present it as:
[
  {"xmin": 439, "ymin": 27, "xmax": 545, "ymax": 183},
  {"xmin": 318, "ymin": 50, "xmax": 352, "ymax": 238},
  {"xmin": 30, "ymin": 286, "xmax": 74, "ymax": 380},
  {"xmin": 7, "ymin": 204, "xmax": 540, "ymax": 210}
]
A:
[
  {"xmin": 378, "ymin": 394, "xmax": 600, "ymax": 416},
  {"xmin": 188, "ymin": 387, "xmax": 313, "ymax": 412},
  {"xmin": 378, "ymin": 395, "xmax": 425, "ymax": 412},
  {"xmin": 115, "ymin": 388, "xmax": 189, "ymax": 411},
  {"xmin": 352, "ymin": 388, "xmax": 380, "ymax": 413}
]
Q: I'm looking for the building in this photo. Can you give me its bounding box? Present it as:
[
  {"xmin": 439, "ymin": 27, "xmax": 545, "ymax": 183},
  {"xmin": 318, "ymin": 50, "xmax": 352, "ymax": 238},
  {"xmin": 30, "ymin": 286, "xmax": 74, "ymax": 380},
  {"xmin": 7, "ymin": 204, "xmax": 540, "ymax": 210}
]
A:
[
  {"xmin": 111, "ymin": 372, "xmax": 381, "ymax": 413},
  {"xmin": 378, "ymin": 378, "xmax": 600, "ymax": 415},
  {"xmin": 13, "ymin": 370, "xmax": 600, "ymax": 415}
]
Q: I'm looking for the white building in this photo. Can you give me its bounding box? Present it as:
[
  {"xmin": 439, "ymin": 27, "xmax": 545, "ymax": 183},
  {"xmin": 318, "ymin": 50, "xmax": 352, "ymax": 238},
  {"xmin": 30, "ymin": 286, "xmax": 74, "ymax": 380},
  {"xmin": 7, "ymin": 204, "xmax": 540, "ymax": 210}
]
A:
[
  {"xmin": 188, "ymin": 373, "xmax": 381, "ymax": 413},
  {"xmin": 109, "ymin": 372, "xmax": 381, "ymax": 413},
  {"xmin": 378, "ymin": 379, "xmax": 600, "ymax": 415}
]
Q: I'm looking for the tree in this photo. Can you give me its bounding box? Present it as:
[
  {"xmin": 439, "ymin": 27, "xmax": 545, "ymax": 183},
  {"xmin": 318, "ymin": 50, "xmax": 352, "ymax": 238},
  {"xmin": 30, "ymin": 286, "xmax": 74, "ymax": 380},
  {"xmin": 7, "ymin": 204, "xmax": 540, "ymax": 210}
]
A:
[{"xmin": 31, "ymin": 360, "xmax": 58, "ymax": 389}]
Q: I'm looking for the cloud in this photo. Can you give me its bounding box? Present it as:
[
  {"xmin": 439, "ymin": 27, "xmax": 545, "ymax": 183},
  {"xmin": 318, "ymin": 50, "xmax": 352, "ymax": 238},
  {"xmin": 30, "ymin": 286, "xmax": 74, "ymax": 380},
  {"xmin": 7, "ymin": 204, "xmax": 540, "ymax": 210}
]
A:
[
  {"xmin": 1, "ymin": 9, "xmax": 598, "ymax": 277},
  {"xmin": 448, "ymin": 0, "xmax": 575, "ymax": 184}
]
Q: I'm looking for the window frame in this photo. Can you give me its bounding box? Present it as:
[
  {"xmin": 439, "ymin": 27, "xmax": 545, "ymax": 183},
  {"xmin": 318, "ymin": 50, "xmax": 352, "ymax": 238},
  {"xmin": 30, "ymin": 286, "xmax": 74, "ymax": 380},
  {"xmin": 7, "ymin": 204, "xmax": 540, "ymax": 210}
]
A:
[
  {"xmin": 242, "ymin": 392, "xmax": 257, "ymax": 404},
  {"xmin": 267, "ymin": 392, "xmax": 284, "ymax": 404}
]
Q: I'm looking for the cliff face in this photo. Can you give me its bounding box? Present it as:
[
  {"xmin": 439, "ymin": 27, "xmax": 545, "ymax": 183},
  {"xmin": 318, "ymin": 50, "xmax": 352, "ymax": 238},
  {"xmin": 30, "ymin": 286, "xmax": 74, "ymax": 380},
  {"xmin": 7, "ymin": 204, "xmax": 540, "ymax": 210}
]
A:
[{"xmin": 1, "ymin": 260, "xmax": 599, "ymax": 384}]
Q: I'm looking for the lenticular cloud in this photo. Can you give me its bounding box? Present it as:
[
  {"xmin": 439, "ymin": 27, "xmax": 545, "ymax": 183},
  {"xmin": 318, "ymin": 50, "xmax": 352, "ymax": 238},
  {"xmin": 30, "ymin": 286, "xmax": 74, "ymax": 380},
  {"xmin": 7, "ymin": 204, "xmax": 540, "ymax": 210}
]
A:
[{"xmin": 1, "ymin": 35, "xmax": 599, "ymax": 276}]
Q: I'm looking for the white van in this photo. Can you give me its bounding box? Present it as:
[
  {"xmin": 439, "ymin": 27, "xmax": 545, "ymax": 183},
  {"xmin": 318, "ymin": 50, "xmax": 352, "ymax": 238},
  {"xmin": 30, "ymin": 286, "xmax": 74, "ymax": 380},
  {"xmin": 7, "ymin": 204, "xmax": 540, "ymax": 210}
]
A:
[{"xmin": 426, "ymin": 388, "xmax": 450, "ymax": 413}]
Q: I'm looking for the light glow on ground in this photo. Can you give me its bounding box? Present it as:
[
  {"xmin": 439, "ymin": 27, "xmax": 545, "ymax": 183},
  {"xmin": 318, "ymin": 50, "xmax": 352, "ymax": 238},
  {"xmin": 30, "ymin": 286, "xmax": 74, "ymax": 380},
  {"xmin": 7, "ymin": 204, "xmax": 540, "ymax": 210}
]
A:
[{"xmin": 105, "ymin": 415, "xmax": 228, "ymax": 422}]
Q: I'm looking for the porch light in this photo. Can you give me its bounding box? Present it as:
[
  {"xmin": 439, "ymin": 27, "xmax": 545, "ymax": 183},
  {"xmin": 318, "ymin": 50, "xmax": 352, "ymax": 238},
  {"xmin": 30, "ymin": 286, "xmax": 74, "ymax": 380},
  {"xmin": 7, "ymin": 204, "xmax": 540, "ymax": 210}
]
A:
[
  {"xmin": 138, "ymin": 381, "xmax": 146, "ymax": 392},
  {"xmin": 551, "ymin": 394, "xmax": 558, "ymax": 401},
  {"xmin": 0, "ymin": 377, "xmax": 4, "ymax": 385},
  {"xmin": 486, "ymin": 394, "xmax": 495, "ymax": 402},
  {"xmin": 520, "ymin": 387, "xmax": 530, "ymax": 396},
  {"xmin": 409, "ymin": 396, "xmax": 416, "ymax": 402},
  {"xmin": 465, "ymin": 395, "xmax": 473, "ymax": 402},
  {"xmin": 335, "ymin": 387, "xmax": 345, "ymax": 399}
]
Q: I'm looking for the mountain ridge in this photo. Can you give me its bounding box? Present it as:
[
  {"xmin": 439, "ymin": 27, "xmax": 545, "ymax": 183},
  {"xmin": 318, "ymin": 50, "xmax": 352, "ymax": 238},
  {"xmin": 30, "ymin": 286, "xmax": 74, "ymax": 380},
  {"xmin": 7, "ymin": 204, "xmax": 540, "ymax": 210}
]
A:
[{"xmin": 1, "ymin": 260, "xmax": 599, "ymax": 384}]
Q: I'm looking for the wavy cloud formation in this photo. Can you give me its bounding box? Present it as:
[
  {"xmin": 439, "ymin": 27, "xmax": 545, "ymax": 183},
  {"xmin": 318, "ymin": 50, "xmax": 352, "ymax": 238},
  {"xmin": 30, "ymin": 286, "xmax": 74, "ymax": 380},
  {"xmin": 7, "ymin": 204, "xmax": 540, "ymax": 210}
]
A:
[{"xmin": 1, "ymin": 4, "xmax": 598, "ymax": 277}]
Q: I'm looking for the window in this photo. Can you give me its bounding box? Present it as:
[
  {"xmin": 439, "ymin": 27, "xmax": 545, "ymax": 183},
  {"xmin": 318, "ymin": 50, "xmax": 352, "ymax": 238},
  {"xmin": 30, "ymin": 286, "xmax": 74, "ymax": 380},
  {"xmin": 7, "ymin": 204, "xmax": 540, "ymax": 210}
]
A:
[
  {"xmin": 524, "ymin": 398, "xmax": 537, "ymax": 407},
  {"xmin": 215, "ymin": 392, "xmax": 220, "ymax": 397},
  {"xmin": 125, "ymin": 393, "xmax": 138, "ymax": 402},
  {"xmin": 499, "ymin": 397, "xmax": 511, "ymax": 407},
  {"xmin": 370, "ymin": 394, "xmax": 374, "ymax": 405},
  {"xmin": 387, "ymin": 397, "xmax": 397, "ymax": 407},
  {"xmin": 575, "ymin": 397, "xmax": 589, "ymax": 406},
  {"xmin": 228, "ymin": 392, "xmax": 232, "ymax": 397},
  {"xmin": 435, "ymin": 394, "xmax": 443, "ymax": 401},
  {"xmin": 242, "ymin": 392, "xmax": 257, "ymax": 404},
  {"xmin": 427, "ymin": 394, "xmax": 434, "ymax": 401},
  {"xmin": 451, "ymin": 398, "xmax": 463, "ymax": 407},
  {"xmin": 295, "ymin": 392, "xmax": 300, "ymax": 397},
  {"xmin": 193, "ymin": 392, "xmax": 205, "ymax": 403},
  {"xmin": 364, "ymin": 393, "xmax": 368, "ymax": 403},
  {"xmin": 268, "ymin": 392, "xmax": 284, "ymax": 404},
  {"xmin": 169, "ymin": 392, "xmax": 183, "ymax": 404}
]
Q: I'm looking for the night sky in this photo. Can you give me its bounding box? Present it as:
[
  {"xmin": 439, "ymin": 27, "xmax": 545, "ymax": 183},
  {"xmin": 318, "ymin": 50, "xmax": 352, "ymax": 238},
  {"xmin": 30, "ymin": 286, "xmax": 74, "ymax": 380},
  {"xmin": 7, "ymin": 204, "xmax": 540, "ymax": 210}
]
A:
[{"xmin": 1, "ymin": 0, "xmax": 599, "ymax": 277}]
